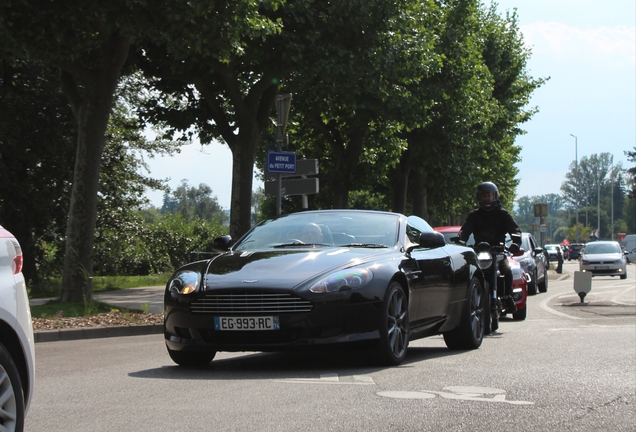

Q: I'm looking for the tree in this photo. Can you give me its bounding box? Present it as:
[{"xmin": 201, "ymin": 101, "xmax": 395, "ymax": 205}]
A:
[
  {"xmin": 132, "ymin": 0, "xmax": 283, "ymax": 240},
  {"xmin": 0, "ymin": 0, "xmax": 147, "ymax": 301},
  {"xmin": 0, "ymin": 0, "xmax": 280, "ymax": 301},
  {"xmin": 93, "ymin": 99, "xmax": 176, "ymax": 276},
  {"xmin": 0, "ymin": 59, "xmax": 76, "ymax": 283},
  {"xmin": 283, "ymin": 0, "xmax": 439, "ymax": 211},
  {"xmin": 161, "ymin": 180, "xmax": 228, "ymax": 225}
]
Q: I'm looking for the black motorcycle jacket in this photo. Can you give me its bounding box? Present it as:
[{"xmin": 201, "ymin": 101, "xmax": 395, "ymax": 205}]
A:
[{"xmin": 459, "ymin": 204, "xmax": 522, "ymax": 247}]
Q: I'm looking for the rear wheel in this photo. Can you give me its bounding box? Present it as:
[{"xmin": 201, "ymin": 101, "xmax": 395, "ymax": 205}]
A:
[
  {"xmin": 0, "ymin": 343, "xmax": 25, "ymax": 432},
  {"xmin": 444, "ymin": 277, "xmax": 485, "ymax": 349},
  {"xmin": 374, "ymin": 282, "xmax": 409, "ymax": 366},
  {"xmin": 167, "ymin": 348, "xmax": 216, "ymax": 367}
]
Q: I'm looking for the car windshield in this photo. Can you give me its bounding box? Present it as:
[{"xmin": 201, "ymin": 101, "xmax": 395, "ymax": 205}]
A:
[
  {"xmin": 234, "ymin": 211, "xmax": 401, "ymax": 251},
  {"xmin": 583, "ymin": 243, "xmax": 621, "ymax": 255}
]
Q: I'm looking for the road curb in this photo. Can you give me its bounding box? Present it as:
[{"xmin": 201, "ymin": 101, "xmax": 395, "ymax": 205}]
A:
[{"xmin": 34, "ymin": 324, "xmax": 163, "ymax": 343}]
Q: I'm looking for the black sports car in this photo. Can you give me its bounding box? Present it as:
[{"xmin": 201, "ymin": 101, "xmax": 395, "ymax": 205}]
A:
[{"xmin": 164, "ymin": 210, "xmax": 486, "ymax": 367}]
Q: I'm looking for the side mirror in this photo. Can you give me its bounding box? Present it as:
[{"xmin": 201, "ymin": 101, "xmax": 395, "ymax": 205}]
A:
[
  {"xmin": 212, "ymin": 235, "xmax": 232, "ymax": 252},
  {"xmin": 407, "ymin": 231, "xmax": 446, "ymax": 255}
]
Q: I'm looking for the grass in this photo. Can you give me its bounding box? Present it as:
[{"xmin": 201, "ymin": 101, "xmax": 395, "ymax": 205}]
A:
[
  {"xmin": 29, "ymin": 274, "xmax": 170, "ymax": 298},
  {"xmin": 29, "ymin": 274, "xmax": 170, "ymax": 319},
  {"xmin": 30, "ymin": 300, "xmax": 122, "ymax": 319}
]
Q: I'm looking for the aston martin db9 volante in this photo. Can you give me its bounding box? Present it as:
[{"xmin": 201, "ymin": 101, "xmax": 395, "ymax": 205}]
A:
[{"xmin": 164, "ymin": 210, "xmax": 486, "ymax": 367}]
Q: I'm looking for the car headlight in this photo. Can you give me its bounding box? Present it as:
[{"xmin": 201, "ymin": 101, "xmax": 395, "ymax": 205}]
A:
[
  {"xmin": 581, "ymin": 260, "xmax": 589, "ymax": 265},
  {"xmin": 169, "ymin": 270, "xmax": 200, "ymax": 295},
  {"xmin": 310, "ymin": 268, "xmax": 373, "ymax": 293}
]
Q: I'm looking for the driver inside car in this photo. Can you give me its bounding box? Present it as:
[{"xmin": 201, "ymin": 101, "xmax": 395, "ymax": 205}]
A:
[{"xmin": 301, "ymin": 223, "xmax": 324, "ymax": 244}]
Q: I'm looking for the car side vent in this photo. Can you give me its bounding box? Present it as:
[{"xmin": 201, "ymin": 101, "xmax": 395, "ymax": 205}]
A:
[{"xmin": 191, "ymin": 293, "xmax": 313, "ymax": 314}]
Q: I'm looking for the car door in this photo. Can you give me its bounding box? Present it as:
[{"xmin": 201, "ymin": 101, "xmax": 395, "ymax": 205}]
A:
[{"xmin": 403, "ymin": 216, "xmax": 454, "ymax": 327}]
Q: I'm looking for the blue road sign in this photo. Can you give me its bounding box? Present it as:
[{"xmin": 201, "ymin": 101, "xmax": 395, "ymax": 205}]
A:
[{"xmin": 267, "ymin": 151, "xmax": 296, "ymax": 174}]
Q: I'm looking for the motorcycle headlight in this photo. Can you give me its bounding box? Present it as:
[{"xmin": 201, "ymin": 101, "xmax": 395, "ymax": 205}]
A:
[
  {"xmin": 169, "ymin": 270, "xmax": 200, "ymax": 295},
  {"xmin": 310, "ymin": 268, "xmax": 373, "ymax": 293},
  {"xmin": 477, "ymin": 251, "xmax": 492, "ymax": 269}
]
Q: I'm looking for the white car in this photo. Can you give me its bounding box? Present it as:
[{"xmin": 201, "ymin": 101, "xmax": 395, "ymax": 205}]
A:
[
  {"xmin": 579, "ymin": 241, "xmax": 628, "ymax": 280},
  {"xmin": 0, "ymin": 226, "xmax": 35, "ymax": 430}
]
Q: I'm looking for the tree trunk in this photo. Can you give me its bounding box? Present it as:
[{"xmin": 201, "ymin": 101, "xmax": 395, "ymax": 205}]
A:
[
  {"xmin": 411, "ymin": 170, "xmax": 429, "ymax": 221},
  {"xmin": 228, "ymin": 127, "xmax": 257, "ymax": 240},
  {"xmin": 390, "ymin": 149, "xmax": 411, "ymax": 214},
  {"xmin": 328, "ymin": 127, "xmax": 366, "ymax": 209},
  {"xmin": 60, "ymin": 36, "xmax": 130, "ymax": 302}
]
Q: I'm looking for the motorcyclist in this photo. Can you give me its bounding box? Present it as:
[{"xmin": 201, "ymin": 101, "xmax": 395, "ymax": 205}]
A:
[{"xmin": 459, "ymin": 182, "xmax": 522, "ymax": 313}]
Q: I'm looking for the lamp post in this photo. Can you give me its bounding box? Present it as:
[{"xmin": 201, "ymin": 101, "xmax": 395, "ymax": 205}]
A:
[
  {"xmin": 611, "ymin": 155, "xmax": 614, "ymax": 240},
  {"xmin": 597, "ymin": 168, "xmax": 600, "ymax": 239},
  {"xmin": 570, "ymin": 134, "xmax": 579, "ymax": 241}
]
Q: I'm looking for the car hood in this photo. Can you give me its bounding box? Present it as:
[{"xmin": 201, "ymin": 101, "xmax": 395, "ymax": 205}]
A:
[
  {"xmin": 203, "ymin": 247, "xmax": 394, "ymax": 290},
  {"xmin": 581, "ymin": 253, "xmax": 624, "ymax": 261}
]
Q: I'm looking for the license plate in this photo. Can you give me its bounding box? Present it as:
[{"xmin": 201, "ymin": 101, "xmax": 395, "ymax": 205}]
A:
[
  {"xmin": 214, "ymin": 316, "xmax": 280, "ymax": 331},
  {"xmin": 595, "ymin": 266, "xmax": 609, "ymax": 270}
]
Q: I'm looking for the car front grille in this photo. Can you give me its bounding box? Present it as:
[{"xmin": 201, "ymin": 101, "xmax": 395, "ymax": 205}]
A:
[{"xmin": 190, "ymin": 292, "xmax": 313, "ymax": 314}]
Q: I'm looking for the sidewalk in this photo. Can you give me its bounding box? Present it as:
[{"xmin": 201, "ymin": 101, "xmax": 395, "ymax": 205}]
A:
[{"xmin": 31, "ymin": 286, "xmax": 165, "ymax": 343}]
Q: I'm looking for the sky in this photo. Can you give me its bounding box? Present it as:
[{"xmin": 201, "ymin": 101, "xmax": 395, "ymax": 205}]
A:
[{"xmin": 143, "ymin": 0, "xmax": 636, "ymax": 210}]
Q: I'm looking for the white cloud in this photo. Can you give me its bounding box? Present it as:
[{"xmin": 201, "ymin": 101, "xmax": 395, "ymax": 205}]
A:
[{"xmin": 521, "ymin": 22, "xmax": 635, "ymax": 65}]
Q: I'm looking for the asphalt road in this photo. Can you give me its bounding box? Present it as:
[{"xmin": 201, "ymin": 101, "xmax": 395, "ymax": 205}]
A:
[{"xmin": 25, "ymin": 261, "xmax": 635, "ymax": 431}]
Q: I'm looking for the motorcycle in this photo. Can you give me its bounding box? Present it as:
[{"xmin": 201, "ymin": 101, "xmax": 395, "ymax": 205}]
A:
[{"xmin": 475, "ymin": 241, "xmax": 521, "ymax": 333}]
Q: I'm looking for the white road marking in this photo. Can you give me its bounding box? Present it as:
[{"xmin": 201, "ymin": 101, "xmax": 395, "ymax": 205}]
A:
[
  {"xmin": 273, "ymin": 374, "xmax": 376, "ymax": 385},
  {"xmin": 378, "ymin": 386, "xmax": 533, "ymax": 405},
  {"xmin": 540, "ymin": 292, "xmax": 582, "ymax": 320}
]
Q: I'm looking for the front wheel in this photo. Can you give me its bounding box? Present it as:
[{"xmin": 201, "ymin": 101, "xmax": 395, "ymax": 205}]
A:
[
  {"xmin": 444, "ymin": 277, "xmax": 485, "ymax": 349},
  {"xmin": 374, "ymin": 282, "xmax": 409, "ymax": 366},
  {"xmin": 167, "ymin": 348, "xmax": 216, "ymax": 367},
  {"xmin": 0, "ymin": 343, "xmax": 25, "ymax": 432},
  {"xmin": 538, "ymin": 268, "xmax": 548, "ymax": 293},
  {"xmin": 512, "ymin": 305, "xmax": 527, "ymax": 320}
]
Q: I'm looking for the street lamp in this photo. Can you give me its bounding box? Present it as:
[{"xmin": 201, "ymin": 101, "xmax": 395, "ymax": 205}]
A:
[
  {"xmin": 611, "ymin": 155, "xmax": 614, "ymax": 240},
  {"xmin": 570, "ymin": 134, "xmax": 579, "ymax": 241}
]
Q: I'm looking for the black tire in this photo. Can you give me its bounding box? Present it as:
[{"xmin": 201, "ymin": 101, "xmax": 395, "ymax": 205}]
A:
[
  {"xmin": 512, "ymin": 305, "xmax": 527, "ymax": 321},
  {"xmin": 527, "ymin": 269, "xmax": 538, "ymax": 296},
  {"xmin": 444, "ymin": 277, "xmax": 485, "ymax": 349},
  {"xmin": 374, "ymin": 282, "xmax": 409, "ymax": 366},
  {"xmin": 167, "ymin": 348, "xmax": 216, "ymax": 367},
  {"xmin": 538, "ymin": 268, "xmax": 548, "ymax": 293},
  {"xmin": 0, "ymin": 343, "xmax": 25, "ymax": 432},
  {"xmin": 620, "ymin": 274, "xmax": 627, "ymax": 280}
]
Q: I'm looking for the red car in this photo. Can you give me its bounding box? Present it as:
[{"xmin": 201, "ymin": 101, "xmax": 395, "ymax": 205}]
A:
[{"xmin": 434, "ymin": 226, "xmax": 528, "ymax": 320}]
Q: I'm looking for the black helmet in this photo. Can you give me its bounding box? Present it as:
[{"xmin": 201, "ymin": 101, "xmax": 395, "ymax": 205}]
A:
[{"xmin": 476, "ymin": 182, "xmax": 500, "ymax": 210}]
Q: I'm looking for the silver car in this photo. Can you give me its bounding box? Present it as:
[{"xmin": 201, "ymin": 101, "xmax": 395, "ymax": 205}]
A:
[
  {"xmin": 0, "ymin": 225, "xmax": 35, "ymax": 431},
  {"xmin": 580, "ymin": 241, "xmax": 628, "ymax": 280}
]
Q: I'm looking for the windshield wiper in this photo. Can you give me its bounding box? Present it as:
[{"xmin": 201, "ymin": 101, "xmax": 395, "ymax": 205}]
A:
[
  {"xmin": 340, "ymin": 243, "xmax": 388, "ymax": 248},
  {"xmin": 273, "ymin": 243, "xmax": 330, "ymax": 248}
]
